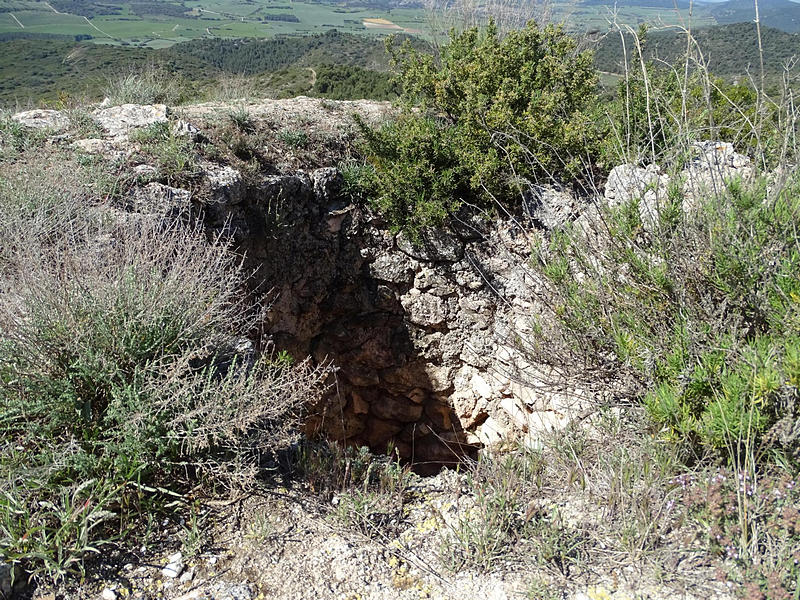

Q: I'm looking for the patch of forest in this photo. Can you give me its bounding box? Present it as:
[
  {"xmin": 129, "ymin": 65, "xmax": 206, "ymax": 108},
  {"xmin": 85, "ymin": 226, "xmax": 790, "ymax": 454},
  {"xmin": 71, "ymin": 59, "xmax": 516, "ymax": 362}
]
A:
[
  {"xmin": 0, "ymin": 39, "xmax": 214, "ymax": 106},
  {"xmin": 167, "ymin": 29, "xmax": 424, "ymax": 75},
  {"xmin": 594, "ymin": 22, "xmax": 800, "ymax": 85},
  {"xmin": 0, "ymin": 30, "xmax": 415, "ymax": 106}
]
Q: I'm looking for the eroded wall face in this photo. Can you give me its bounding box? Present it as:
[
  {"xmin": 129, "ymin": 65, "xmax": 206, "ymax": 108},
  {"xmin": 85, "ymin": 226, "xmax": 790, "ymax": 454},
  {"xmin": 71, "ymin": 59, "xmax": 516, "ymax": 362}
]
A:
[{"xmin": 195, "ymin": 167, "xmax": 594, "ymax": 467}]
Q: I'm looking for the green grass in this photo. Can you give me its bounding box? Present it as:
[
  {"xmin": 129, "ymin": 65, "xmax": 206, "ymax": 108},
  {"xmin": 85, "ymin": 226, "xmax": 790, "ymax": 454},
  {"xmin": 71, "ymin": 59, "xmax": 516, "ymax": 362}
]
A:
[{"xmin": 0, "ymin": 11, "xmax": 92, "ymax": 35}]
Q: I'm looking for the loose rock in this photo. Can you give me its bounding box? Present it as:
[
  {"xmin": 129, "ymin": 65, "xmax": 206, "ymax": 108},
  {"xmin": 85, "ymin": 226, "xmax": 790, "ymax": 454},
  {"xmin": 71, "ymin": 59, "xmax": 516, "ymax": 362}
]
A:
[
  {"xmin": 12, "ymin": 109, "xmax": 70, "ymax": 131},
  {"xmin": 162, "ymin": 552, "xmax": 184, "ymax": 579}
]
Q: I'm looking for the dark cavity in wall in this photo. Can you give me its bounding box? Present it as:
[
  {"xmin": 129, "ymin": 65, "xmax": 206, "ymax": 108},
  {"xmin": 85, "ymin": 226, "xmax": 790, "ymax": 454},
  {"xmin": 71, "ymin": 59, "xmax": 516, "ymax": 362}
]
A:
[{"xmin": 199, "ymin": 167, "xmax": 479, "ymax": 473}]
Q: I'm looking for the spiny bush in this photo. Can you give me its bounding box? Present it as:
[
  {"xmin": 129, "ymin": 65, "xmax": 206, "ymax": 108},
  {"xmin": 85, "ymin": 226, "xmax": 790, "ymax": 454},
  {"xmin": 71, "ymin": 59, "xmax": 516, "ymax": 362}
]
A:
[
  {"xmin": 0, "ymin": 167, "xmax": 327, "ymax": 582},
  {"xmin": 355, "ymin": 20, "xmax": 600, "ymax": 236},
  {"xmin": 531, "ymin": 173, "xmax": 800, "ymax": 462}
]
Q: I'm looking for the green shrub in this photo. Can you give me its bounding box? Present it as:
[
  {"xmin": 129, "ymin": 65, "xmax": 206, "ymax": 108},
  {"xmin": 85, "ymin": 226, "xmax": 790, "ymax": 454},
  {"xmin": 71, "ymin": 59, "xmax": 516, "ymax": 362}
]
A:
[
  {"xmin": 356, "ymin": 21, "xmax": 600, "ymax": 235},
  {"xmin": 531, "ymin": 175, "xmax": 800, "ymax": 461},
  {"xmin": 313, "ymin": 64, "xmax": 398, "ymax": 101},
  {"xmin": 356, "ymin": 115, "xmax": 464, "ymax": 233}
]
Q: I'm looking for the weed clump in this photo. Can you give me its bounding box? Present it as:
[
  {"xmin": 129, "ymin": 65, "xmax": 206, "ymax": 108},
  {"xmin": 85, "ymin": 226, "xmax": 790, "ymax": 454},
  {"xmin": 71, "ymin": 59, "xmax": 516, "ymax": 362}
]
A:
[
  {"xmin": 130, "ymin": 121, "xmax": 200, "ymax": 184},
  {"xmin": 292, "ymin": 441, "xmax": 413, "ymax": 536},
  {"xmin": 0, "ymin": 157, "xmax": 326, "ymax": 582},
  {"xmin": 104, "ymin": 66, "xmax": 185, "ymax": 106}
]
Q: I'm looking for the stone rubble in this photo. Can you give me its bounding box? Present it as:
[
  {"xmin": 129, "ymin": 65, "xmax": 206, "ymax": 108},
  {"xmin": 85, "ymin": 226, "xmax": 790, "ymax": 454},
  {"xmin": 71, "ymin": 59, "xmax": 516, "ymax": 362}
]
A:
[
  {"xmin": 101, "ymin": 587, "xmax": 118, "ymax": 600},
  {"xmin": 162, "ymin": 552, "xmax": 185, "ymax": 579}
]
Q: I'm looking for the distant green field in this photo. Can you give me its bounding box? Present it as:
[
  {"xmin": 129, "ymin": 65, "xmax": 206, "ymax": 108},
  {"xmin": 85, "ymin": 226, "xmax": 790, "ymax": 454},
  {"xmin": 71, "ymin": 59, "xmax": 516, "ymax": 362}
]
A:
[
  {"xmin": 0, "ymin": 0, "xmax": 428, "ymax": 47},
  {"xmin": 0, "ymin": 0, "xmax": 721, "ymax": 48}
]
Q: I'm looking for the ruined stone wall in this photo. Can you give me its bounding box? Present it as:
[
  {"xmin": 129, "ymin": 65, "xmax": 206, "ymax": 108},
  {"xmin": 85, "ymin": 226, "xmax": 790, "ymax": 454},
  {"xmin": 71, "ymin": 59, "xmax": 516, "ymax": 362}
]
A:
[
  {"xmin": 192, "ymin": 167, "xmax": 594, "ymax": 467},
  {"xmin": 14, "ymin": 100, "xmax": 751, "ymax": 466},
  {"xmin": 13, "ymin": 101, "xmax": 589, "ymax": 466}
]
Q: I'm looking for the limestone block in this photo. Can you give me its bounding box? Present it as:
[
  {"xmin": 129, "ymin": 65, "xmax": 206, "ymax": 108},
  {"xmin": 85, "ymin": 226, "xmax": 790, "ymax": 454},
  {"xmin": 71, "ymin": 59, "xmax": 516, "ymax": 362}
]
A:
[
  {"xmin": 414, "ymin": 268, "xmax": 457, "ymax": 296},
  {"xmin": 604, "ymin": 163, "xmax": 670, "ymax": 231},
  {"xmin": 130, "ymin": 182, "xmax": 191, "ymax": 216},
  {"xmin": 92, "ymin": 103, "xmax": 168, "ymax": 138},
  {"xmin": 12, "ymin": 109, "xmax": 69, "ymax": 131},
  {"xmin": 369, "ymin": 252, "xmax": 415, "ymax": 284},
  {"xmin": 363, "ymin": 417, "xmax": 404, "ymax": 447},
  {"xmin": 499, "ymin": 397, "xmax": 533, "ymax": 431},
  {"xmin": 523, "ymin": 182, "xmax": 578, "ymax": 229},
  {"xmin": 424, "ymin": 400, "xmax": 454, "ymax": 430},
  {"xmin": 424, "ymin": 364, "xmax": 453, "ymax": 392},
  {"xmin": 72, "ymin": 138, "xmax": 125, "ymax": 159},
  {"xmin": 683, "ymin": 140, "xmax": 754, "ymax": 210},
  {"xmin": 318, "ymin": 410, "xmax": 366, "ymax": 440},
  {"xmin": 350, "ymin": 391, "xmax": 370, "ymax": 415},
  {"xmin": 475, "ymin": 416, "xmax": 505, "ymax": 447},
  {"xmin": 401, "ymin": 290, "xmax": 447, "ymax": 327},
  {"xmin": 470, "ymin": 373, "xmax": 493, "ymax": 400},
  {"xmin": 396, "ymin": 230, "xmax": 464, "ymax": 262},
  {"xmin": 199, "ymin": 161, "xmax": 244, "ymax": 206}
]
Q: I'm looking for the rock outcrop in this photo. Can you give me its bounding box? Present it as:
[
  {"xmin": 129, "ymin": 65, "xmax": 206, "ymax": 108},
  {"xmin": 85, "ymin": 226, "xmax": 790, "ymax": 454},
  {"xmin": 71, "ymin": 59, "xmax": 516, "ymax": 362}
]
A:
[
  {"xmin": 92, "ymin": 103, "xmax": 169, "ymax": 138},
  {"xmin": 12, "ymin": 109, "xmax": 70, "ymax": 131},
  {"xmin": 604, "ymin": 141, "xmax": 753, "ymax": 230}
]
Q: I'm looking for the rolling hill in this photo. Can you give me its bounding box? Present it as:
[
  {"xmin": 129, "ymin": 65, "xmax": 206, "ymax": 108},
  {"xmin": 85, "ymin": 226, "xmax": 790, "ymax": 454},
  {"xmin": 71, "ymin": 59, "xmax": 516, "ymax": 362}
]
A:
[
  {"xmin": 0, "ymin": 29, "xmax": 415, "ymax": 106},
  {"xmin": 710, "ymin": 0, "xmax": 800, "ymax": 32},
  {"xmin": 594, "ymin": 22, "xmax": 800, "ymax": 82}
]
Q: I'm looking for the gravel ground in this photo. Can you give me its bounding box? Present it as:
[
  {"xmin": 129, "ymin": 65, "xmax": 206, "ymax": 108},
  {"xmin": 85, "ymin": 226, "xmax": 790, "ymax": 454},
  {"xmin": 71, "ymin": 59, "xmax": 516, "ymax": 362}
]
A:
[{"xmin": 32, "ymin": 467, "xmax": 735, "ymax": 600}]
